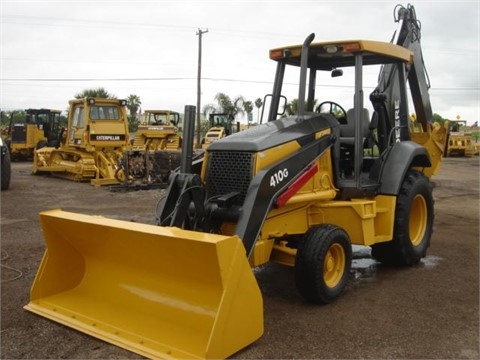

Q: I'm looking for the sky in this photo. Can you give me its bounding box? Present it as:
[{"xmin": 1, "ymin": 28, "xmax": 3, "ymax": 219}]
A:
[{"xmin": 1, "ymin": 0, "xmax": 479, "ymax": 125}]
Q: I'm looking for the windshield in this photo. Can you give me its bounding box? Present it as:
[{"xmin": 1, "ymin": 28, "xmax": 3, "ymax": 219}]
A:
[{"xmin": 90, "ymin": 106, "xmax": 121, "ymax": 120}]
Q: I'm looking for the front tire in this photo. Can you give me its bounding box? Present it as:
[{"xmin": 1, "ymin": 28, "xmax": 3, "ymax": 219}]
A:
[
  {"xmin": 295, "ymin": 224, "xmax": 352, "ymax": 304},
  {"xmin": 371, "ymin": 170, "xmax": 434, "ymax": 266}
]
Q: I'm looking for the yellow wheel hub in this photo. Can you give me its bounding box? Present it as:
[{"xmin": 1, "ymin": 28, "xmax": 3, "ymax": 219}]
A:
[
  {"xmin": 410, "ymin": 194, "xmax": 427, "ymax": 246},
  {"xmin": 323, "ymin": 243, "xmax": 346, "ymax": 288}
]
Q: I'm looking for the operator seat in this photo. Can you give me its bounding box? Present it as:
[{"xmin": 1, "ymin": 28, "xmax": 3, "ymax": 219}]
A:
[
  {"xmin": 340, "ymin": 108, "xmax": 370, "ymax": 145},
  {"xmin": 338, "ymin": 108, "xmax": 370, "ymax": 179}
]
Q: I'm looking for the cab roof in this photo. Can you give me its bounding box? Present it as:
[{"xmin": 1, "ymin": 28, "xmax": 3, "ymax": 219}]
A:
[
  {"xmin": 269, "ymin": 39, "xmax": 413, "ymax": 70},
  {"xmin": 144, "ymin": 110, "xmax": 179, "ymax": 114}
]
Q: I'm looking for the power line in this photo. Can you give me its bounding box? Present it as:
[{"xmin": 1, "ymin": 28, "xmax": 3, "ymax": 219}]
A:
[{"xmin": 1, "ymin": 77, "xmax": 478, "ymax": 91}]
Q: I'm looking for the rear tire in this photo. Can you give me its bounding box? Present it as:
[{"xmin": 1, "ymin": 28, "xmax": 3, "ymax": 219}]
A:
[
  {"xmin": 295, "ymin": 224, "xmax": 352, "ymax": 304},
  {"xmin": 371, "ymin": 170, "xmax": 434, "ymax": 266}
]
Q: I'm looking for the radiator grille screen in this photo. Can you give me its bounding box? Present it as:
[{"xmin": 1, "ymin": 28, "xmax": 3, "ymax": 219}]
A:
[
  {"xmin": 12, "ymin": 125, "xmax": 27, "ymax": 142},
  {"xmin": 205, "ymin": 151, "xmax": 254, "ymax": 206}
]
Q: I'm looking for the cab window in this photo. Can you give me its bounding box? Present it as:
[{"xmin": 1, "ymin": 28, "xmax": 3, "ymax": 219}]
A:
[
  {"xmin": 90, "ymin": 106, "xmax": 120, "ymax": 120},
  {"xmin": 72, "ymin": 106, "xmax": 85, "ymax": 128}
]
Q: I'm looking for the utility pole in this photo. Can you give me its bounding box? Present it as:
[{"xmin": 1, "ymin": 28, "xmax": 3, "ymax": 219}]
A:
[{"xmin": 196, "ymin": 28, "xmax": 208, "ymax": 148}]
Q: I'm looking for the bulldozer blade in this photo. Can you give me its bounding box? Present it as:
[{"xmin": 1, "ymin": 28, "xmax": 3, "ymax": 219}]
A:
[{"xmin": 24, "ymin": 209, "xmax": 263, "ymax": 359}]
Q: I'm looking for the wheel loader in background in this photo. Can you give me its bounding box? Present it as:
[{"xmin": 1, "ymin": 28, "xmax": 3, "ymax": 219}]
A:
[
  {"xmin": 25, "ymin": 4, "xmax": 447, "ymax": 359},
  {"xmin": 6, "ymin": 108, "xmax": 62, "ymax": 160},
  {"xmin": 201, "ymin": 113, "xmax": 239, "ymax": 148},
  {"xmin": 32, "ymin": 98, "xmax": 175, "ymax": 187}
]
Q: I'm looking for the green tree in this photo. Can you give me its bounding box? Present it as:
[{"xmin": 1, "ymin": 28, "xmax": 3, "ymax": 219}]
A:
[
  {"xmin": 254, "ymin": 98, "xmax": 263, "ymax": 122},
  {"xmin": 126, "ymin": 94, "xmax": 142, "ymax": 132},
  {"xmin": 284, "ymin": 98, "xmax": 318, "ymax": 116},
  {"xmin": 1, "ymin": 110, "xmax": 26, "ymax": 127},
  {"xmin": 126, "ymin": 94, "xmax": 142, "ymax": 117},
  {"xmin": 284, "ymin": 98, "xmax": 299, "ymax": 116},
  {"xmin": 202, "ymin": 92, "xmax": 245, "ymax": 121},
  {"xmin": 433, "ymin": 113, "xmax": 447, "ymax": 125},
  {"xmin": 74, "ymin": 87, "xmax": 115, "ymax": 99},
  {"xmin": 244, "ymin": 100, "xmax": 253, "ymax": 123}
]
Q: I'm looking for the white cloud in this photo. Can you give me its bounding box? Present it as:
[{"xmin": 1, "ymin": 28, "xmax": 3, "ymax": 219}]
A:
[{"xmin": 1, "ymin": 0, "xmax": 479, "ymax": 123}]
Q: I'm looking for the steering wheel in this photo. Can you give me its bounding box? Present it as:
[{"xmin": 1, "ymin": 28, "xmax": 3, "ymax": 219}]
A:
[{"xmin": 316, "ymin": 101, "xmax": 348, "ymax": 124}]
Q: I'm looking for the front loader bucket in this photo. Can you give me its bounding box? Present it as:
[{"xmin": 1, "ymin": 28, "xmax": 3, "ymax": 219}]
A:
[{"xmin": 25, "ymin": 210, "xmax": 263, "ymax": 359}]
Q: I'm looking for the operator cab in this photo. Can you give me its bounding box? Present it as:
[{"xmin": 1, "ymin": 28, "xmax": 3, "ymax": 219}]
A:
[{"xmin": 266, "ymin": 38, "xmax": 415, "ymax": 198}]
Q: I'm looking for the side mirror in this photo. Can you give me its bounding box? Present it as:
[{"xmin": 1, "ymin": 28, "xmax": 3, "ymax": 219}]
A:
[{"xmin": 331, "ymin": 68, "xmax": 343, "ymax": 77}]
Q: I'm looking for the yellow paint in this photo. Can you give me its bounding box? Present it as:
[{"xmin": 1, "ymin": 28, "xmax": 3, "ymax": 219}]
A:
[{"xmin": 25, "ymin": 209, "xmax": 263, "ymax": 360}]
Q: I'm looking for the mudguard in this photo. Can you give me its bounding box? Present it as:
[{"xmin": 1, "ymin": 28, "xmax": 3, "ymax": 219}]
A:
[{"xmin": 378, "ymin": 141, "xmax": 431, "ymax": 195}]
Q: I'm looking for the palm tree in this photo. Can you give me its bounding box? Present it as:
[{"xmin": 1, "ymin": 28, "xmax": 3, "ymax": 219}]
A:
[
  {"xmin": 126, "ymin": 94, "xmax": 142, "ymax": 133},
  {"xmin": 244, "ymin": 100, "xmax": 253, "ymax": 123},
  {"xmin": 284, "ymin": 98, "xmax": 318, "ymax": 116},
  {"xmin": 254, "ymin": 98, "xmax": 263, "ymax": 122},
  {"xmin": 74, "ymin": 87, "xmax": 115, "ymax": 99},
  {"xmin": 126, "ymin": 94, "xmax": 142, "ymax": 117},
  {"xmin": 284, "ymin": 98, "xmax": 299, "ymax": 116},
  {"xmin": 202, "ymin": 92, "xmax": 245, "ymax": 121}
]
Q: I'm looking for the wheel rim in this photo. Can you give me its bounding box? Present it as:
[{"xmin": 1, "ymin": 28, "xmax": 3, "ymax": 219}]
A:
[
  {"xmin": 323, "ymin": 243, "xmax": 346, "ymax": 288},
  {"xmin": 409, "ymin": 194, "xmax": 427, "ymax": 246}
]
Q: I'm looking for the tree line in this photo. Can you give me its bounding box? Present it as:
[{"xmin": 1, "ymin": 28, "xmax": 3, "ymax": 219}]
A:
[{"xmin": 1, "ymin": 87, "xmax": 453, "ymax": 132}]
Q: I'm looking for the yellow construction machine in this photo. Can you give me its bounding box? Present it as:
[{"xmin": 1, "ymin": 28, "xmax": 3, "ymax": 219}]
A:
[
  {"xmin": 444, "ymin": 120, "xmax": 474, "ymax": 157},
  {"xmin": 132, "ymin": 109, "xmax": 182, "ymax": 150},
  {"xmin": 201, "ymin": 113, "xmax": 239, "ymax": 148},
  {"xmin": 7, "ymin": 108, "xmax": 62, "ymax": 160},
  {"xmin": 25, "ymin": 4, "xmax": 447, "ymax": 359},
  {"xmin": 32, "ymin": 98, "xmax": 173, "ymax": 188}
]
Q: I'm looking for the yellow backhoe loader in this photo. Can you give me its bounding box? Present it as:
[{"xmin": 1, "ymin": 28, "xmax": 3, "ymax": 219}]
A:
[{"xmin": 25, "ymin": 4, "xmax": 447, "ymax": 359}]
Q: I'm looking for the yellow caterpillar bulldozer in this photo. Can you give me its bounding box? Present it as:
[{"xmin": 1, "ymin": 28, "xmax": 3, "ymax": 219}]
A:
[
  {"xmin": 126, "ymin": 109, "xmax": 184, "ymax": 187},
  {"xmin": 444, "ymin": 120, "xmax": 474, "ymax": 157},
  {"xmin": 32, "ymin": 98, "xmax": 176, "ymax": 188},
  {"xmin": 25, "ymin": 4, "xmax": 447, "ymax": 359},
  {"xmin": 132, "ymin": 109, "xmax": 182, "ymax": 151},
  {"xmin": 33, "ymin": 98, "xmax": 131, "ymax": 185}
]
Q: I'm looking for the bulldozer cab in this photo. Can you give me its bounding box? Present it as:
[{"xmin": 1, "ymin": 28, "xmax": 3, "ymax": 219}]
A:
[
  {"xmin": 66, "ymin": 98, "xmax": 130, "ymax": 149},
  {"xmin": 143, "ymin": 110, "xmax": 180, "ymax": 126}
]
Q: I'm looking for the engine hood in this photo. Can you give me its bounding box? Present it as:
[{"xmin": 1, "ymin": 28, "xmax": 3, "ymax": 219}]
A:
[{"xmin": 207, "ymin": 113, "xmax": 338, "ymax": 152}]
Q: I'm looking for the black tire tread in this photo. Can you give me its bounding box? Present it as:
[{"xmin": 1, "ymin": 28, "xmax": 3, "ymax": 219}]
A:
[
  {"xmin": 371, "ymin": 170, "xmax": 434, "ymax": 266},
  {"xmin": 295, "ymin": 224, "xmax": 352, "ymax": 304}
]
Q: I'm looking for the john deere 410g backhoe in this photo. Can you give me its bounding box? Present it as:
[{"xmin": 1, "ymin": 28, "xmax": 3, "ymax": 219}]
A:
[{"xmin": 25, "ymin": 4, "xmax": 446, "ymax": 359}]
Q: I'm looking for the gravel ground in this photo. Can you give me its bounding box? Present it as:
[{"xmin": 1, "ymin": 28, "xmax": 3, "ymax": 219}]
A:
[{"xmin": 1, "ymin": 157, "xmax": 479, "ymax": 359}]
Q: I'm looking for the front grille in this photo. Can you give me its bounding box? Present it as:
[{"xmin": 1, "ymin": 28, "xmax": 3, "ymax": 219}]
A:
[
  {"xmin": 12, "ymin": 125, "xmax": 26, "ymax": 142},
  {"xmin": 205, "ymin": 151, "xmax": 254, "ymax": 206}
]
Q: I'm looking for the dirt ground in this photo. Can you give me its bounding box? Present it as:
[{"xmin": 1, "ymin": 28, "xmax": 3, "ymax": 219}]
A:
[{"xmin": 1, "ymin": 157, "xmax": 479, "ymax": 359}]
